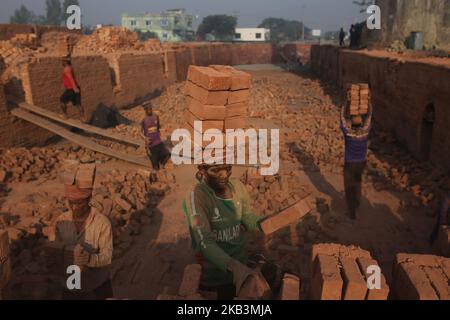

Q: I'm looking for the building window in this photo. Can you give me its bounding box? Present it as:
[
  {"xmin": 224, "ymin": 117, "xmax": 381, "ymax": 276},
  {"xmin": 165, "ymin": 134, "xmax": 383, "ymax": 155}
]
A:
[
  {"xmin": 161, "ymin": 19, "xmax": 169, "ymax": 27},
  {"xmin": 255, "ymin": 33, "xmax": 262, "ymax": 39},
  {"xmin": 162, "ymin": 32, "xmax": 169, "ymax": 40},
  {"xmin": 235, "ymin": 33, "xmax": 241, "ymax": 39},
  {"xmin": 146, "ymin": 20, "xmax": 152, "ymax": 26},
  {"xmin": 130, "ymin": 20, "xmax": 136, "ymax": 26}
]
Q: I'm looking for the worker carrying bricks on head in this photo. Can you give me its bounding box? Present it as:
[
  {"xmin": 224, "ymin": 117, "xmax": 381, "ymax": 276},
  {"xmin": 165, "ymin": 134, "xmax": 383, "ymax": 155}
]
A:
[
  {"xmin": 182, "ymin": 159, "xmax": 272, "ymax": 300},
  {"xmin": 54, "ymin": 164, "xmax": 113, "ymax": 300},
  {"xmin": 341, "ymin": 84, "xmax": 373, "ymax": 220},
  {"xmin": 141, "ymin": 103, "xmax": 171, "ymax": 175},
  {"xmin": 429, "ymin": 180, "xmax": 450, "ymax": 246},
  {"xmin": 59, "ymin": 56, "xmax": 87, "ymax": 123}
]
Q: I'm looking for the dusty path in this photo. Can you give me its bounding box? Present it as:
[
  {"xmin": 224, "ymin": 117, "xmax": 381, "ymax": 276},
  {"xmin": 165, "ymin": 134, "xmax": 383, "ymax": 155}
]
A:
[{"xmin": 2, "ymin": 66, "xmax": 439, "ymax": 299}]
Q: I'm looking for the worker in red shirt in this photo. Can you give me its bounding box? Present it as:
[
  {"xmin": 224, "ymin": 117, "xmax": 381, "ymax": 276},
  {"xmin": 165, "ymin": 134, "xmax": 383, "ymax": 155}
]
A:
[{"xmin": 59, "ymin": 57, "xmax": 87, "ymax": 123}]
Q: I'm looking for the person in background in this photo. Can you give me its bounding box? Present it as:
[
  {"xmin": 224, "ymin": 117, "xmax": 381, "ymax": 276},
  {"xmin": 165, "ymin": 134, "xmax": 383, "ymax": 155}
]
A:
[
  {"xmin": 59, "ymin": 57, "xmax": 87, "ymax": 123},
  {"xmin": 339, "ymin": 27, "xmax": 346, "ymax": 47},
  {"xmin": 141, "ymin": 104, "xmax": 171, "ymax": 173}
]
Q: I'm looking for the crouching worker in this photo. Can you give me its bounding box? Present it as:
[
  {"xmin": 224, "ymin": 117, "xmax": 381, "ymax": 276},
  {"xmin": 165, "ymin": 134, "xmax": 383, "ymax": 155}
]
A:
[
  {"xmin": 55, "ymin": 164, "xmax": 113, "ymax": 300},
  {"xmin": 183, "ymin": 162, "xmax": 271, "ymax": 300}
]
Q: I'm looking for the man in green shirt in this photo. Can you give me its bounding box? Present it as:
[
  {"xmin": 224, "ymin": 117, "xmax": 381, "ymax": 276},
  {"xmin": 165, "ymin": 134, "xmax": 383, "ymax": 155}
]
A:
[{"xmin": 183, "ymin": 163, "xmax": 271, "ymax": 300}]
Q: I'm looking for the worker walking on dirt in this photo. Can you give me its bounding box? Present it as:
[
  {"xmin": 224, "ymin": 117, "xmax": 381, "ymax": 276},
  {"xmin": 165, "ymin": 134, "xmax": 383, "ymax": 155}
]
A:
[
  {"xmin": 349, "ymin": 24, "xmax": 356, "ymax": 48},
  {"xmin": 340, "ymin": 105, "xmax": 373, "ymax": 220},
  {"xmin": 141, "ymin": 103, "xmax": 170, "ymax": 173},
  {"xmin": 59, "ymin": 57, "xmax": 87, "ymax": 123},
  {"xmin": 339, "ymin": 28, "xmax": 346, "ymax": 47},
  {"xmin": 182, "ymin": 162, "xmax": 271, "ymax": 300},
  {"xmin": 55, "ymin": 165, "xmax": 113, "ymax": 300}
]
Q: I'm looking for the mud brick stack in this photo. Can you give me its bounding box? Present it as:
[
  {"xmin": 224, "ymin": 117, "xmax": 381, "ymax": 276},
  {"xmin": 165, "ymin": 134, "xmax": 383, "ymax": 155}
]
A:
[
  {"xmin": 184, "ymin": 65, "xmax": 250, "ymax": 137},
  {"xmin": 346, "ymin": 83, "xmax": 370, "ymax": 116},
  {"xmin": 309, "ymin": 243, "xmax": 390, "ymax": 300},
  {"xmin": 392, "ymin": 253, "xmax": 449, "ymax": 300}
]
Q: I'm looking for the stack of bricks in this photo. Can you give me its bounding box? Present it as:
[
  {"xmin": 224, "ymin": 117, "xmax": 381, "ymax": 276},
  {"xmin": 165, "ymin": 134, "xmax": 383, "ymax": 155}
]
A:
[
  {"xmin": 309, "ymin": 243, "xmax": 389, "ymax": 300},
  {"xmin": 347, "ymin": 83, "xmax": 370, "ymax": 116},
  {"xmin": 392, "ymin": 253, "xmax": 449, "ymax": 300},
  {"xmin": 184, "ymin": 65, "xmax": 251, "ymax": 151}
]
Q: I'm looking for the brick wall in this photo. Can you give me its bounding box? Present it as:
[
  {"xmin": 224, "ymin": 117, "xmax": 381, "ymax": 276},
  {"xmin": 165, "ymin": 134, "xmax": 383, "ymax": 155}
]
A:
[
  {"xmin": 22, "ymin": 55, "xmax": 114, "ymax": 117},
  {"xmin": 113, "ymin": 53, "xmax": 166, "ymax": 108},
  {"xmin": 311, "ymin": 45, "xmax": 450, "ymax": 171},
  {"xmin": 282, "ymin": 43, "xmax": 312, "ymax": 65},
  {"xmin": 0, "ymin": 43, "xmax": 282, "ymax": 147}
]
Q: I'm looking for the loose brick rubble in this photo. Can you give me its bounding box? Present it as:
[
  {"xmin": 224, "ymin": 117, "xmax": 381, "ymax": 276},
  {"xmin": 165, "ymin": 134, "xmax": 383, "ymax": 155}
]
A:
[{"xmin": 310, "ymin": 244, "xmax": 389, "ymax": 300}]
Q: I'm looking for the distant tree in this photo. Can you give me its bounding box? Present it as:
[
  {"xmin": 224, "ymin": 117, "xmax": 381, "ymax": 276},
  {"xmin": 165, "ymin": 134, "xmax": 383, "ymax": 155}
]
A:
[
  {"xmin": 353, "ymin": 0, "xmax": 376, "ymax": 13},
  {"xmin": 9, "ymin": 5, "xmax": 37, "ymax": 24},
  {"xmin": 259, "ymin": 17, "xmax": 310, "ymax": 43},
  {"xmin": 197, "ymin": 15, "xmax": 237, "ymax": 41},
  {"xmin": 45, "ymin": 0, "xmax": 63, "ymax": 26},
  {"xmin": 62, "ymin": 0, "xmax": 80, "ymax": 22}
]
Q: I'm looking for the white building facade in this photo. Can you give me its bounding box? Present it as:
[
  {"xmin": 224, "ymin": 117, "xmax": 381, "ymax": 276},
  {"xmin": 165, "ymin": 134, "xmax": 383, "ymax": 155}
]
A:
[{"xmin": 234, "ymin": 28, "xmax": 270, "ymax": 42}]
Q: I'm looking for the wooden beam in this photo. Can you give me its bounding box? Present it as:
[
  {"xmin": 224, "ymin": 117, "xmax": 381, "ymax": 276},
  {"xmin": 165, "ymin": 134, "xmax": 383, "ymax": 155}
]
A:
[{"xmin": 11, "ymin": 108, "xmax": 151, "ymax": 168}]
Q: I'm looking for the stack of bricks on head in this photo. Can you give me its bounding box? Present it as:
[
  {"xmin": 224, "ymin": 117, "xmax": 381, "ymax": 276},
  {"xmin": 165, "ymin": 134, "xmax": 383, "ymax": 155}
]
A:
[
  {"xmin": 347, "ymin": 83, "xmax": 370, "ymax": 116},
  {"xmin": 184, "ymin": 65, "xmax": 250, "ymax": 151}
]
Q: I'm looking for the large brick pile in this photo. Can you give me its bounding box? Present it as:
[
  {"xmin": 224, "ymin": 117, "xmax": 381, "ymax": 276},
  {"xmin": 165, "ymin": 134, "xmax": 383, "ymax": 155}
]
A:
[
  {"xmin": 310, "ymin": 243, "xmax": 389, "ymax": 300},
  {"xmin": 392, "ymin": 253, "xmax": 449, "ymax": 300},
  {"xmin": 72, "ymin": 27, "xmax": 142, "ymax": 55},
  {"xmin": 184, "ymin": 65, "xmax": 250, "ymax": 145}
]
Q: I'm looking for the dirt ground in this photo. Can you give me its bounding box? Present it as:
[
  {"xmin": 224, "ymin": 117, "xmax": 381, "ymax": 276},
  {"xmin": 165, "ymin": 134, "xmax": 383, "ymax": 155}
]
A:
[{"xmin": 1, "ymin": 66, "xmax": 441, "ymax": 299}]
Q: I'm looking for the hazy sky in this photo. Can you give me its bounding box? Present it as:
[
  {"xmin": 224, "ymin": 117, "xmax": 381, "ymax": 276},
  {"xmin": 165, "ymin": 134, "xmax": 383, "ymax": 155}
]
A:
[{"xmin": 1, "ymin": 0, "xmax": 367, "ymax": 31}]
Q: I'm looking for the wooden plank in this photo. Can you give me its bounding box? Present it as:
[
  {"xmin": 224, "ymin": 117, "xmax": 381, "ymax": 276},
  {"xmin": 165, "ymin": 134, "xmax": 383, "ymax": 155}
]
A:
[
  {"xmin": 8, "ymin": 99, "xmax": 144, "ymax": 147},
  {"xmin": 11, "ymin": 108, "xmax": 151, "ymax": 167}
]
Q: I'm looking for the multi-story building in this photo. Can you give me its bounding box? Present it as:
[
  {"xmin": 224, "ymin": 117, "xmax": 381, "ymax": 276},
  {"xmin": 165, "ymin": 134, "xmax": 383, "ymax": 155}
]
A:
[{"xmin": 121, "ymin": 9, "xmax": 194, "ymax": 42}]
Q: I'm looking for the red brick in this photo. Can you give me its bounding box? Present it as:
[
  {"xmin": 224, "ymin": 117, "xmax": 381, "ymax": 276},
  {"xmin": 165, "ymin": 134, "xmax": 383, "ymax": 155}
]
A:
[
  {"xmin": 178, "ymin": 264, "xmax": 202, "ymax": 297},
  {"xmin": 76, "ymin": 164, "xmax": 96, "ymax": 188},
  {"xmin": 187, "ymin": 65, "xmax": 231, "ymax": 91},
  {"xmin": 209, "ymin": 65, "xmax": 252, "ymax": 90},
  {"xmin": 356, "ymin": 257, "xmax": 389, "ymax": 300},
  {"xmin": 422, "ymin": 266, "xmax": 450, "ymax": 300},
  {"xmin": 112, "ymin": 194, "xmax": 133, "ymax": 212},
  {"xmin": 279, "ymin": 274, "xmax": 300, "ymax": 300},
  {"xmin": 396, "ymin": 253, "xmax": 441, "ymax": 268},
  {"xmin": 310, "ymin": 254, "xmax": 343, "ymax": 300},
  {"xmin": 340, "ymin": 257, "xmax": 367, "ymax": 300},
  {"xmin": 186, "ymin": 96, "xmax": 227, "ymax": 120},
  {"xmin": 394, "ymin": 262, "xmax": 439, "ymax": 300},
  {"xmin": 260, "ymin": 196, "xmax": 314, "ymax": 235},
  {"xmin": 438, "ymin": 258, "xmax": 450, "ymax": 280},
  {"xmin": 184, "ymin": 110, "xmax": 224, "ymax": 132},
  {"xmin": 224, "ymin": 117, "xmax": 247, "ymax": 130},
  {"xmin": 228, "ymin": 89, "xmax": 250, "ymax": 104},
  {"xmin": 185, "ymin": 81, "xmax": 229, "ymax": 105},
  {"xmin": 226, "ymin": 102, "xmax": 248, "ymax": 118}
]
